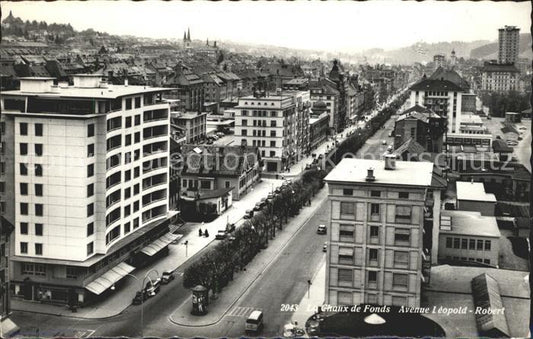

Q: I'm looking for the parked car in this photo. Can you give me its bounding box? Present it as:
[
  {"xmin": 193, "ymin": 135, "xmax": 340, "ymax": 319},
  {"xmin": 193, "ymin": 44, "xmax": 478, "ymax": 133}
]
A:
[
  {"xmin": 381, "ymin": 140, "xmax": 387, "ymax": 145},
  {"xmin": 518, "ymin": 136, "xmax": 523, "ymax": 141},
  {"xmin": 226, "ymin": 223, "xmax": 236, "ymax": 232},
  {"xmin": 244, "ymin": 209, "xmax": 254, "ymax": 219},
  {"xmin": 323, "ymin": 242, "xmax": 328, "ymax": 252},
  {"xmin": 145, "ymin": 278, "xmax": 161, "ymax": 297},
  {"xmin": 132, "ymin": 290, "xmax": 148, "ymax": 305},
  {"xmin": 388, "ymin": 131, "xmax": 393, "ymax": 137},
  {"xmin": 267, "ymin": 193, "xmax": 275, "ymax": 200},
  {"xmin": 215, "ymin": 230, "xmax": 228, "ymax": 240},
  {"xmin": 161, "ymin": 270, "xmax": 175, "ymax": 284},
  {"xmin": 317, "ymin": 224, "xmax": 327, "ymax": 234},
  {"xmin": 216, "ymin": 132, "xmax": 225, "ymax": 137},
  {"xmin": 206, "ymin": 139, "xmax": 214, "ymax": 145}
]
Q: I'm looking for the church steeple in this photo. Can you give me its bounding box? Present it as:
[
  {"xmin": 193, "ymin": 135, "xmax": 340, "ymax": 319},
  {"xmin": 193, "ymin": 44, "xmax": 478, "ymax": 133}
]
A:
[
  {"xmin": 187, "ymin": 27, "xmax": 191, "ymax": 41},
  {"xmin": 206, "ymin": 38, "xmax": 209, "ymax": 46},
  {"xmin": 183, "ymin": 31, "xmax": 187, "ymax": 41}
]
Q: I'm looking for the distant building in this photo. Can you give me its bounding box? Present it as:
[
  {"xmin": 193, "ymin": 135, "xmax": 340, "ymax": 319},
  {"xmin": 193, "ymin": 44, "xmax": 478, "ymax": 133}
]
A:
[
  {"xmin": 309, "ymin": 102, "xmax": 330, "ymax": 151},
  {"xmin": 164, "ymin": 64, "xmax": 205, "ymax": 112},
  {"xmin": 324, "ymin": 158, "xmax": 446, "ymax": 308},
  {"xmin": 170, "ymin": 111, "xmax": 207, "ymax": 144},
  {"xmin": 498, "ymin": 25, "xmax": 520, "ymax": 64},
  {"xmin": 456, "ymin": 181, "xmax": 496, "ymax": 216},
  {"xmin": 433, "ymin": 54, "xmax": 446, "ymax": 69},
  {"xmin": 480, "ymin": 62, "xmax": 521, "ymax": 93},
  {"xmin": 438, "ymin": 210, "xmax": 500, "ymax": 267},
  {"xmin": 393, "ymin": 105, "xmax": 446, "ymax": 153},
  {"xmin": 409, "ymin": 67, "xmax": 470, "ymax": 134},
  {"xmin": 234, "ymin": 92, "xmax": 302, "ymax": 172},
  {"xmin": 310, "ymin": 78, "xmax": 340, "ymax": 131}
]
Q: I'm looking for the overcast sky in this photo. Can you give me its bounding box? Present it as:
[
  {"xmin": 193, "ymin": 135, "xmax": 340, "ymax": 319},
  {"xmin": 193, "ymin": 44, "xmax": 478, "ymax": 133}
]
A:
[{"xmin": 2, "ymin": 1, "xmax": 530, "ymax": 51}]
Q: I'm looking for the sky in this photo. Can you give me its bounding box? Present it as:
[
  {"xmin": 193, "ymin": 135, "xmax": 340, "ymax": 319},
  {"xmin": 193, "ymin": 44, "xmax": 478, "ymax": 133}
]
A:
[{"xmin": 2, "ymin": 1, "xmax": 530, "ymax": 51}]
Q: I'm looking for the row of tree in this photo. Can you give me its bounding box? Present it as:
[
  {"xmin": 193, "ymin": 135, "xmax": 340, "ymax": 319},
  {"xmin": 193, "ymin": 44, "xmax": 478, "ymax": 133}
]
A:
[
  {"xmin": 182, "ymin": 168, "xmax": 327, "ymax": 297},
  {"xmin": 480, "ymin": 91, "xmax": 530, "ymax": 117}
]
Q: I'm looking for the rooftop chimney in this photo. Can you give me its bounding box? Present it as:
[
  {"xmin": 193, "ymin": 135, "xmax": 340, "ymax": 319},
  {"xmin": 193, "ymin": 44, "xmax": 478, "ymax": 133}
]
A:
[
  {"xmin": 124, "ymin": 78, "xmax": 128, "ymax": 87},
  {"xmin": 366, "ymin": 167, "xmax": 375, "ymax": 182},
  {"xmin": 384, "ymin": 154, "xmax": 396, "ymax": 170}
]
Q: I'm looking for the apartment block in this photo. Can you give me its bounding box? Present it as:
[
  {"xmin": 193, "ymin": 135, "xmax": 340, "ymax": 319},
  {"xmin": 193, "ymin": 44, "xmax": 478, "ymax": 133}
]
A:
[
  {"xmin": 1, "ymin": 75, "xmax": 178, "ymax": 305},
  {"xmin": 498, "ymin": 25, "xmax": 520, "ymax": 64},
  {"xmin": 234, "ymin": 93, "xmax": 300, "ymax": 173},
  {"xmin": 324, "ymin": 157, "xmax": 445, "ymax": 307}
]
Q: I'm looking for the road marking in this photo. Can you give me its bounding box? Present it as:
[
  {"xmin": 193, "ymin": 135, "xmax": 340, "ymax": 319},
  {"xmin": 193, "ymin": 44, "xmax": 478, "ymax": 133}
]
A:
[
  {"xmin": 227, "ymin": 306, "xmax": 257, "ymax": 317},
  {"xmin": 74, "ymin": 329, "xmax": 95, "ymax": 338}
]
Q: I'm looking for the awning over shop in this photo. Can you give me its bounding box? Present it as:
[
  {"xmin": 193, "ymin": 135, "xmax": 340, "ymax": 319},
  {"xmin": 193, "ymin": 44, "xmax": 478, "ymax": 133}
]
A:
[
  {"xmin": 85, "ymin": 262, "xmax": 135, "ymax": 295},
  {"xmin": 140, "ymin": 233, "xmax": 182, "ymax": 256}
]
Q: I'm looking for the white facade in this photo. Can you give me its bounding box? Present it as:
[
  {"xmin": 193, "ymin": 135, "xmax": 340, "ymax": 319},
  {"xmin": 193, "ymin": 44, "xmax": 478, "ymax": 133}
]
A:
[
  {"xmin": 410, "ymin": 90, "xmax": 463, "ymax": 133},
  {"xmin": 2, "ymin": 76, "xmax": 171, "ymax": 263}
]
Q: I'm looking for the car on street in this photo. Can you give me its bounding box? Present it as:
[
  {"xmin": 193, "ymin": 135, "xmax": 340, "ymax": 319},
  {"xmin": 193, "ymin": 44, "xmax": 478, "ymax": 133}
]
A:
[
  {"xmin": 206, "ymin": 139, "xmax": 214, "ymax": 145},
  {"xmin": 381, "ymin": 140, "xmax": 387, "ymax": 145},
  {"xmin": 323, "ymin": 242, "xmax": 328, "ymax": 252},
  {"xmin": 388, "ymin": 131, "xmax": 393, "ymax": 137},
  {"xmin": 244, "ymin": 209, "xmax": 254, "ymax": 219},
  {"xmin": 317, "ymin": 224, "xmax": 327, "ymax": 234},
  {"xmin": 216, "ymin": 132, "xmax": 225, "ymax": 137},
  {"xmin": 215, "ymin": 230, "xmax": 228, "ymax": 240},
  {"xmin": 145, "ymin": 278, "xmax": 161, "ymax": 297},
  {"xmin": 518, "ymin": 136, "xmax": 523, "ymax": 141},
  {"xmin": 132, "ymin": 290, "xmax": 148, "ymax": 305},
  {"xmin": 161, "ymin": 270, "xmax": 175, "ymax": 284}
]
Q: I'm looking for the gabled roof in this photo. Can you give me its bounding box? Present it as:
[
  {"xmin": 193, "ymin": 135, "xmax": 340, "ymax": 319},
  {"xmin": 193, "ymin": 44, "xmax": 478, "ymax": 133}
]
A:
[
  {"xmin": 429, "ymin": 66, "xmax": 470, "ymax": 91},
  {"xmin": 481, "ymin": 62, "xmax": 519, "ymax": 73},
  {"xmin": 394, "ymin": 138, "xmax": 426, "ymax": 157},
  {"xmin": 197, "ymin": 186, "xmax": 234, "ymax": 200},
  {"xmin": 397, "ymin": 105, "xmax": 443, "ymax": 124},
  {"xmin": 492, "ymin": 139, "xmax": 513, "ymax": 153},
  {"xmin": 409, "ymin": 78, "xmax": 465, "ymax": 92},
  {"xmin": 471, "ymin": 273, "xmax": 510, "ymax": 337}
]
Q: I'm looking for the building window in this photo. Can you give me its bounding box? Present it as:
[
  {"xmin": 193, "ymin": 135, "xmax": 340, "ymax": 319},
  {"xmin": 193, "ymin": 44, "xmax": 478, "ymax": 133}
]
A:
[
  {"xmin": 35, "ymin": 123, "xmax": 43, "ymax": 136},
  {"xmin": 87, "ymin": 242, "xmax": 94, "ymax": 255},
  {"xmin": 125, "ymin": 170, "xmax": 131, "ymax": 181},
  {"xmin": 20, "ymin": 122, "xmax": 28, "ymax": 135},
  {"xmin": 20, "ymin": 143, "xmax": 28, "ymax": 155},
  {"xmin": 20, "ymin": 242, "xmax": 28, "ymax": 254},
  {"xmin": 133, "ymin": 218, "xmax": 139, "ymax": 229},
  {"xmin": 339, "ymin": 225, "xmax": 354, "ymax": 242},
  {"xmin": 477, "ymin": 240, "xmax": 483, "ymax": 250},
  {"xmin": 125, "ymin": 187, "xmax": 131, "ymax": 199},
  {"xmin": 125, "ymin": 116, "xmax": 132, "ymax": 128},
  {"xmin": 126, "ymin": 98, "xmax": 132, "ymax": 110},
  {"xmin": 87, "ymin": 203, "xmax": 94, "ymax": 217},
  {"xmin": 124, "ymin": 222, "xmax": 131, "ymax": 234},
  {"xmin": 124, "ymin": 205, "xmax": 131, "ymax": 217},
  {"xmin": 368, "ymin": 271, "xmax": 377, "ymax": 284},
  {"xmin": 20, "ymin": 163, "xmax": 28, "ymax": 176},
  {"xmin": 134, "ymin": 166, "xmax": 140, "ymax": 178},
  {"xmin": 35, "ymin": 223, "xmax": 43, "ymax": 236},
  {"xmin": 370, "ymin": 190, "xmax": 381, "ymax": 197},
  {"xmin": 35, "ymin": 183, "xmax": 43, "ymax": 196},
  {"xmin": 66, "ymin": 267, "xmax": 78, "ymax": 279},
  {"xmin": 483, "ymin": 259, "xmax": 490, "ymax": 264},
  {"xmin": 87, "ymin": 222, "xmax": 94, "ymax": 236},
  {"xmin": 125, "ymin": 134, "xmax": 132, "ymax": 146},
  {"xmin": 446, "ymin": 237, "xmax": 452, "ymax": 248},
  {"xmin": 343, "ymin": 188, "xmax": 353, "ymax": 196},
  {"xmin": 35, "ymin": 204, "xmax": 43, "ymax": 216},
  {"xmin": 340, "ymin": 202, "xmax": 355, "ymax": 219},
  {"xmin": 35, "ymin": 144, "xmax": 43, "ymax": 156},
  {"xmin": 461, "ymin": 239, "xmax": 468, "ymax": 249},
  {"xmin": 133, "ymin": 200, "xmax": 139, "ymax": 212},
  {"xmin": 399, "ymin": 192, "xmax": 409, "ymax": 199},
  {"xmin": 394, "ymin": 251, "xmax": 409, "ymax": 267},
  {"xmin": 134, "ymin": 184, "xmax": 139, "ymax": 195},
  {"xmin": 270, "ymin": 131, "xmax": 276, "ymax": 137},
  {"xmin": 20, "ymin": 222, "xmax": 28, "ymax": 234},
  {"xmin": 469, "ymin": 239, "xmax": 476, "ymax": 250},
  {"xmin": 88, "ymin": 144, "xmax": 95, "ymax": 157},
  {"xmin": 35, "ymin": 164, "xmax": 43, "ymax": 176},
  {"xmin": 338, "ymin": 268, "xmax": 353, "ymax": 285},
  {"xmin": 87, "ymin": 183, "xmax": 94, "ymax": 197},
  {"xmin": 88, "ymin": 123, "xmax": 95, "ymax": 137},
  {"xmin": 338, "ymin": 291, "xmax": 352, "ymax": 305},
  {"xmin": 135, "ymin": 132, "xmax": 141, "ymax": 143},
  {"xmin": 87, "ymin": 164, "xmax": 94, "ymax": 177},
  {"xmin": 370, "ymin": 203, "xmax": 380, "ymax": 218},
  {"xmin": 338, "ymin": 247, "xmax": 354, "ymax": 264},
  {"xmin": 20, "ymin": 183, "xmax": 28, "ymax": 196},
  {"xmin": 370, "ymin": 226, "xmax": 379, "ymax": 238},
  {"xmin": 135, "ymin": 97, "xmax": 141, "ymax": 108},
  {"xmin": 394, "ymin": 228, "xmax": 410, "ymax": 245},
  {"xmin": 453, "ymin": 238, "xmax": 460, "ymax": 249},
  {"xmin": 20, "ymin": 203, "xmax": 29, "ymax": 215},
  {"xmin": 484, "ymin": 240, "xmax": 491, "ymax": 251},
  {"xmin": 368, "ymin": 248, "xmax": 378, "ymax": 265},
  {"xmin": 22, "ymin": 263, "xmax": 33, "ymax": 274},
  {"xmin": 392, "ymin": 273, "xmax": 408, "ymax": 289},
  {"xmin": 200, "ymin": 180, "xmax": 211, "ymax": 189}
]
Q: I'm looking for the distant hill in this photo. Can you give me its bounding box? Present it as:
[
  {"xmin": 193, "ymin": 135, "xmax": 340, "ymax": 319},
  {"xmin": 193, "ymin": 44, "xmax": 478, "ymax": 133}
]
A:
[
  {"xmin": 356, "ymin": 40, "xmax": 491, "ymax": 65},
  {"xmin": 470, "ymin": 33, "xmax": 532, "ymax": 59}
]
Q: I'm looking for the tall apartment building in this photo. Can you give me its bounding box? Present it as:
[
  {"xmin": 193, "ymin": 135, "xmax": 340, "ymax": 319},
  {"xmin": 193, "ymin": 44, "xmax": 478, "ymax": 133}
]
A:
[
  {"xmin": 324, "ymin": 157, "xmax": 445, "ymax": 307},
  {"xmin": 287, "ymin": 91, "xmax": 311, "ymax": 158},
  {"xmin": 498, "ymin": 26, "xmax": 520, "ymax": 64},
  {"xmin": 1, "ymin": 75, "xmax": 178, "ymax": 305},
  {"xmin": 234, "ymin": 93, "xmax": 299, "ymax": 173}
]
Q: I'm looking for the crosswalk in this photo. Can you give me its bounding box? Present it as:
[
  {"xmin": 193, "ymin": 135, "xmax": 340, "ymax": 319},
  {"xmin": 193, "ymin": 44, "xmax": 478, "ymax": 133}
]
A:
[{"xmin": 226, "ymin": 306, "xmax": 260, "ymax": 318}]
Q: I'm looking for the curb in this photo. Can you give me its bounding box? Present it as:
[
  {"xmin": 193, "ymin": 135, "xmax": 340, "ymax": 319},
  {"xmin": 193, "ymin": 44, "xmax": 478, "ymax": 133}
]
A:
[{"xmin": 168, "ymin": 192, "xmax": 329, "ymax": 328}]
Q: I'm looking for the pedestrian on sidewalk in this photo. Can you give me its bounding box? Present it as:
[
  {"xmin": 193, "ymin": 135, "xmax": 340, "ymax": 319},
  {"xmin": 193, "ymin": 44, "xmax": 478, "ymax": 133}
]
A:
[
  {"xmin": 204, "ymin": 229, "xmax": 209, "ymax": 237},
  {"xmin": 199, "ymin": 228, "xmax": 203, "ymax": 237}
]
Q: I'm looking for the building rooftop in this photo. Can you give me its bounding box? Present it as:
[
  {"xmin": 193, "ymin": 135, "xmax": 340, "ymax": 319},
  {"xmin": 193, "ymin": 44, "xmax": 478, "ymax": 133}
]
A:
[
  {"xmin": 481, "ymin": 62, "xmax": 520, "ymax": 73},
  {"xmin": 171, "ymin": 111, "xmax": 208, "ymax": 120},
  {"xmin": 324, "ymin": 158, "xmax": 435, "ymax": 187},
  {"xmin": 456, "ymin": 181, "xmax": 497, "ymax": 202},
  {"xmin": 440, "ymin": 210, "xmax": 500, "ymax": 237},
  {"xmin": 410, "ymin": 78, "xmax": 465, "ymax": 92}
]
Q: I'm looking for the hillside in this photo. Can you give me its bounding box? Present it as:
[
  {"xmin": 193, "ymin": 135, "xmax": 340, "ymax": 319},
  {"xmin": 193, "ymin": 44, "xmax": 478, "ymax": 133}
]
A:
[{"xmin": 470, "ymin": 33, "xmax": 532, "ymax": 59}]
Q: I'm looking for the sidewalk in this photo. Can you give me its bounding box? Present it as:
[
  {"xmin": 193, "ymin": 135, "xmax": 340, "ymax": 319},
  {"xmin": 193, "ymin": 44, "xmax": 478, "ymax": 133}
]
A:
[
  {"xmin": 12, "ymin": 178, "xmax": 284, "ymax": 319},
  {"xmin": 168, "ymin": 187, "xmax": 329, "ymax": 327}
]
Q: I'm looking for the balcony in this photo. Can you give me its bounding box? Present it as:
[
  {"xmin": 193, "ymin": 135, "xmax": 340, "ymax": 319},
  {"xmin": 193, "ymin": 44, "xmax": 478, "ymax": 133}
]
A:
[
  {"xmin": 143, "ymin": 126, "xmax": 168, "ymax": 140},
  {"xmin": 144, "ymin": 109, "xmax": 169, "ymax": 123},
  {"xmin": 143, "ymin": 157, "xmax": 168, "ymax": 174},
  {"xmin": 143, "ymin": 173, "xmax": 167, "ymax": 190},
  {"xmin": 143, "ymin": 141, "xmax": 168, "ymax": 156}
]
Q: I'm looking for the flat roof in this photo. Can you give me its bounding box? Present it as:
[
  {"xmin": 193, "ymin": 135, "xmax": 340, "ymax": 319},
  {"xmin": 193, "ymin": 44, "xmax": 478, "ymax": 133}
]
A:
[
  {"xmin": 324, "ymin": 158, "xmax": 434, "ymax": 187},
  {"xmin": 2, "ymin": 84, "xmax": 172, "ymax": 100},
  {"xmin": 456, "ymin": 181, "xmax": 497, "ymax": 202},
  {"xmin": 440, "ymin": 210, "xmax": 500, "ymax": 237}
]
